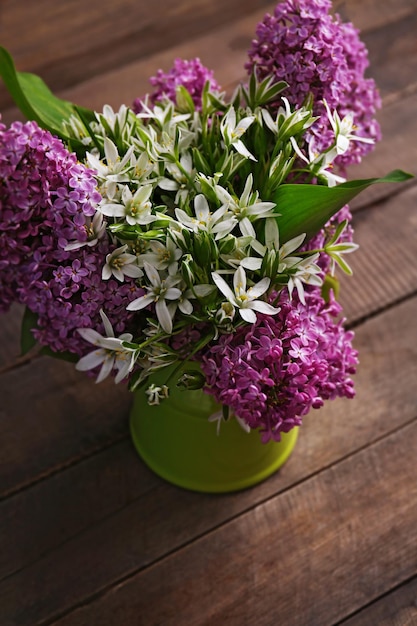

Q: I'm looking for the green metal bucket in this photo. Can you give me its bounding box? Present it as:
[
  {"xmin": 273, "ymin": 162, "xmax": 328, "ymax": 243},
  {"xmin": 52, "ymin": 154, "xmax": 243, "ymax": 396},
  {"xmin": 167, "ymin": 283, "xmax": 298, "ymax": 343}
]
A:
[{"xmin": 129, "ymin": 368, "xmax": 298, "ymax": 493}]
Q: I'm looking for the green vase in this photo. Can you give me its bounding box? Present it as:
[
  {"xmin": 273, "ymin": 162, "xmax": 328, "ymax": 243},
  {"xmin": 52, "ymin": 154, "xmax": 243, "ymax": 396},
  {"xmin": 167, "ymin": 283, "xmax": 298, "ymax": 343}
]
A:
[{"xmin": 129, "ymin": 369, "xmax": 298, "ymax": 493}]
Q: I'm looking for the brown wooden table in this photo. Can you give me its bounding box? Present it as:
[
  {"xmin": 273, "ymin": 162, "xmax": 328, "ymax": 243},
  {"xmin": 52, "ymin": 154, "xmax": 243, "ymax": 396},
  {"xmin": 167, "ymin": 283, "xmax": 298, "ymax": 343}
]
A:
[{"xmin": 1, "ymin": 1, "xmax": 417, "ymax": 624}]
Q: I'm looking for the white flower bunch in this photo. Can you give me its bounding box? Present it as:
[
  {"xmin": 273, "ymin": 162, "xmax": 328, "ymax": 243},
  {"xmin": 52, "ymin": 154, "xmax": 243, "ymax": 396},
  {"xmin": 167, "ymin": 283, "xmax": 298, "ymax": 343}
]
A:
[{"xmin": 63, "ymin": 73, "xmax": 372, "ymax": 388}]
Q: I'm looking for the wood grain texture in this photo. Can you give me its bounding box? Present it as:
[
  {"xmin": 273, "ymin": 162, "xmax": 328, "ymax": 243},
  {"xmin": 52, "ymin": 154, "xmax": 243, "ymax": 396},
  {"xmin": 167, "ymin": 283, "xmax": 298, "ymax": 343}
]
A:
[
  {"xmin": 338, "ymin": 577, "xmax": 417, "ymax": 626},
  {"xmin": 0, "ymin": 0, "xmax": 273, "ymax": 110},
  {"xmin": 339, "ymin": 184, "xmax": 417, "ymax": 322},
  {"xmin": 49, "ymin": 421, "xmax": 417, "ymax": 626},
  {"xmin": 0, "ymin": 361, "xmax": 131, "ymax": 498},
  {"xmin": 1, "ymin": 0, "xmax": 417, "ymax": 624},
  {"xmin": 1, "ymin": 296, "xmax": 416, "ymax": 625},
  {"xmin": 2, "ymin": 0, "xmax": 417, "ymax": 123}
]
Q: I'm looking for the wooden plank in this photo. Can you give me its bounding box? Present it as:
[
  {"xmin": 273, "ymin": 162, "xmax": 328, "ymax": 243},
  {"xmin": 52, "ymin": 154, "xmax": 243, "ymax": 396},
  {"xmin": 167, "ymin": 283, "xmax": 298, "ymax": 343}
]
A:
[
  {"xmin": 0, "ymin": 304, "xmax": 24, "ymax": 369},
  {"xmin": 363, "ymin": 10, "xmax": 417, "ymax": 100},
  {"xmin": 0, "ymin": 360, "xmax": 131, "ymax": 498},
  {"xmin": 333, "ymin": 0, "xmax": 417, "ymax": 31},
  {"xmin": 347, "ymin": 93, "xmax": 417, "ymax": 210},
  {"xmin": 0, "ymin": 440, "xmax": 156, "ymax": 581},
  {"xmin": 338, "ymin": 576, "xmax": 417, "ymax": 626},
  {"xmin": 339, "ymin": 184, "xmax": 417, "ymax": 322},
  {"xmin": 1, "ymin": 296, "xmax": 416, "ymax": 625},
  {"xmin": 43, "ymin": 421, "xmax": 417, "ymax": 625},
  {"xmin": 1, "ymin": 0, "xmax": 416, "ymax": 121},
  {"xmin": 0, "ymin": 0, "xmax": 274, "ymax": 110}
]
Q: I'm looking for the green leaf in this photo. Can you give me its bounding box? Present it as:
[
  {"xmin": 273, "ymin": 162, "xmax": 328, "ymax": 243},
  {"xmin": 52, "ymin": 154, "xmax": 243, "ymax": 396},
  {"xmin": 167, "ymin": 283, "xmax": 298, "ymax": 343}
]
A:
[
  {"xmin": 321, "ymin": 273, "xmax": 340, "ymax": 302},
  {"xmin": 20, "ymin": 307, "xmax": 39, "ymax": 356},
  {"xmin": 0, "ymin": 46, "xmax": 91, "ymax": 152},
  {"xmin": 273, "ymin": 170, "xmax": 414, "ymax": 243}
]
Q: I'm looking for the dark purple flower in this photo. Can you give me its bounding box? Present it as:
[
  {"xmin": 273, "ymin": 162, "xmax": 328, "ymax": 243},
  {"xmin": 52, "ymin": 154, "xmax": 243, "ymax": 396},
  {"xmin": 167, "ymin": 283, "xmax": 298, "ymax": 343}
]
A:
[
  {"xmin": 200, "ymin": 287, "xmax": 358, "ymax": 441},
  {"xmin": 246, "ymin": 0, "xmax": 381, "ymax": 167},
  {"xmin": 132, "ymin": 57, "xmax": 220, "ymax": 113},
  {"xmin": 0, "ymin": 119, "xmax": 142, "ymax": 355}
]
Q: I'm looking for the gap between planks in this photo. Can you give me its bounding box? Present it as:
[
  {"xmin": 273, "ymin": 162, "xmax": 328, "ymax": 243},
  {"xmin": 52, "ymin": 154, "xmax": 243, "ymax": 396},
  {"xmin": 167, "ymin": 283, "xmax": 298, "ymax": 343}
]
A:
[{"xmin": 41, "ymin": 417, "xmax": 417, "ymax": 626}]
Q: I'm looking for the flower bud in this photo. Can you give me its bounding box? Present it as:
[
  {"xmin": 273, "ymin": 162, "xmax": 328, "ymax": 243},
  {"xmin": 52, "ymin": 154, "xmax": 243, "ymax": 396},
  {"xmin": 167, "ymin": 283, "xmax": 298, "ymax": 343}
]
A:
[
  {"xmin": 181, "ymin": 254, "xmax": 196, "ymax": 288},
  {"xmin": 177, "ymin": 370, "xmax": 206, "ymax": 390},
  {"xmin": 193, "ymin": 231, "xmax": 216, "ymax": 266},
  {"xmin": 218, "ymin": 234, "xmax": 237, "ymax": 255}
]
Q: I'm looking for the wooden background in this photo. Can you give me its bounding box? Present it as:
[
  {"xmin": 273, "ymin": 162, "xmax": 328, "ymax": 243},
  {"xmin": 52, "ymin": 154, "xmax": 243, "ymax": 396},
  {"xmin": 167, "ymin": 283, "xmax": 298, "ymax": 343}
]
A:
[{"xmin": 1, "ymin": 0, "xmax": 417, "ymax": 624}]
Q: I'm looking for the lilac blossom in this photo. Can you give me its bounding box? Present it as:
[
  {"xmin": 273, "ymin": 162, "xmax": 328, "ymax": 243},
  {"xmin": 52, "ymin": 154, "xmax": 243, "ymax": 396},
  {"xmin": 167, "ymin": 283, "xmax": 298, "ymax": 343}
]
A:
[
  {"xmin": 0, "ymin": 119, "xmax": 143, "ymax": 355},
  {"xmin": 132, "ymin": 57, "xmax": 220, "ymax": 113},
  {"xmin": 200, "ymin": 287, "xmax": 358, "ymax": 442},
  {"xmin": 246, "ymin": 0, "xmax": 381, "ymax": 167}
]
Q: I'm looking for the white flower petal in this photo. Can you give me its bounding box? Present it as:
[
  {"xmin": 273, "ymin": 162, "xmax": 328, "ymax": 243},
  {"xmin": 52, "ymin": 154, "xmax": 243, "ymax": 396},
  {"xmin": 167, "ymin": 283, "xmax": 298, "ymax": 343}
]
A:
[
  {"xmin": 234, "ymin": 116, "xmax": 255, "ymax": 137},
  {"xmin": 248, "ymin": 301, "xmax": 280, "ymax": 316},
  {"xmin": 96, "ymin": 355, "xmax": 115, "ymax": 383},
  {"xmin": 240, "ymin": 257, "xmax": 262, "ymax": 270},
  {"xmin": 233, "ymin": 265, "xmax": 247, "ymax": 295},
  {"xmin": 77, "ymin": 328, "xmax": 106, "ymax": 346},
  {"xmin": 101, "ymin": 265, "xmax": 112, "ymax": 280},
  {"xmin": 280, "ymin": 233, "xmax": 306, "ymax": 258},
  {"xmin": 126, "ymin": 294, "xmax": 155, "ymax": 311},
  {"xmin": 122, "ymin": 264, "xmax": 143, "ymax": 279},
  {"xmin": 165, "ymin": 287, "xmax": 182, "ymax": 300},
  {"xmin": 239, "ymin": 217, "xmax": 256, "ymax": 238},
  {"xmin": 239, "ymin": 307, "xmax": 257, "ymax": 323},
  {"xmin": 99, "ymin": 310, "xmax": 114, "ymax": 337},
  {"xmin": 179, "ymin": 299, "xmax": 193, "ymax": 315},
  {"xmin": 158, "ymin": 178, "xmax": 179, "ymax": 191},
  {"xmin": 155, "ymin": 299, "xmax": 173, "ymax": 334},
  {"xmin": 247, "ymin": 277, "xmax": 270, "ymax": 299},
  {"xmin": 233, "ymin": 139, "xmax": 257, "ymax": 162},
  {"xmin": 194, "ymin": 194, "xmax": 210, "ymax": 222},
  {"xmin": 76, "ymin": 350, "xmax": 106, "ymax": 371},
  {"xmin": 143, "ymin": 261, "xmax": 161, "ymax": 287},
  {"xmin": 99, "ymin": 203, "xmax": 125, "ymax": 217},
  {"xmin": 212, "ymin": 272, "xmax": 236, "ymax": 303}
]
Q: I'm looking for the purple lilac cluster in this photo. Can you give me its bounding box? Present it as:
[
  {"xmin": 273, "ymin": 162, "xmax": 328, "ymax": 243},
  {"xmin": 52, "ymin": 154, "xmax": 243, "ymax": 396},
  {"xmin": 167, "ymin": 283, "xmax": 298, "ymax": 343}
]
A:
[
  {"xmin": 246, "ymin": 0, "xmax": 381, "ymax": 167},
  {"xmin": 132, "ymin": 57, "xmax": 220, "ymax": 113},
  {"xmin": 0, "ymin": 119, "xmax": 142, "ymax": 354},
  {"xmin": 200, "ymin": 288, "xmax": 358, "ymax": 442}
]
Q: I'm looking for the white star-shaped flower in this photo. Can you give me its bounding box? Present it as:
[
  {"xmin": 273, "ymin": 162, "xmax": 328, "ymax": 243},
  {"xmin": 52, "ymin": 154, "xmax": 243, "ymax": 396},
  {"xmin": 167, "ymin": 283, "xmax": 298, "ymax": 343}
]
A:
[{"xmin": 212, "ymin": 266, "xmax": 279, "ymax": 323}]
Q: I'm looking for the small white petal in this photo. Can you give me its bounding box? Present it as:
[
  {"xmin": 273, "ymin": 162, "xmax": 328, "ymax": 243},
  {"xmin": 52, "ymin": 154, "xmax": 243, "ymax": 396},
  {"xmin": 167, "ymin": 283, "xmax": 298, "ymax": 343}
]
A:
[
  {"xmin": 212, "ymin": 272, "xmax": 236, "ymax": 303},
  {"xmin": 234, "ymin": 266, "xmax": 247, "ymax": 295},
  {"xmin": 99, "ymin": 310, "xmax": 114, "ymax": 337},
  {"xmin": 234, "ymin": 139, "xmax": 257, "ymax": 162},
  {"xmin": 77, "ymin": 328, "xmax": 106, "ymax": 345},
  {"xmin": 112, "ymin": 268, "xmax": 125, "ymax": 282},
  {"xmin": 122, "ymin": 265, "xmax": 143, "ymax": 279},
  {"xmin": 239, "ymin": 308, "xmax": 257, "ymax": 323},
  {"xmin": 165, "ymin": 287, "xmax": 182, "ymax": 300},
  {"xmin": 96, "ymin": 355, "xmax": 115, "ymax": 383},
  {"xmin": 76, "ymin": 350, "xmax": 106, "ymax": 371},
  {"xmin": 126, "ymin": 294, "xmax": 155, "ymax": 311},
  {"xmin": 155, "ymin": 299, "xmax": 173, "ymax": 334},
  {"xmin": 240, "ymin": 257, "xmax": 262, "ymax": 271},
  {"xmin": 239, "ymin": 217, "xmax": 256, "ymax": 239},
  {"xmin": 179, "ymin": 299, "xmax": 193, "ymax": 315},
  {"xmin": 143, "ymin": 261, "xmax": 161, "ymax": 287},
  {"xmin": 158, "ymin": 178, "xmax": 179, "ymax": 191},
  {"xmin": 102, "ymin": 265, "xmax": 112, "ymax": 280},
  {"xmin": 248, "ymin": 301, "xmax": 280, "ymax": 316},
  {"xmin": 247, "ymin": 277, "xmax": 270, "ymax": 299}
]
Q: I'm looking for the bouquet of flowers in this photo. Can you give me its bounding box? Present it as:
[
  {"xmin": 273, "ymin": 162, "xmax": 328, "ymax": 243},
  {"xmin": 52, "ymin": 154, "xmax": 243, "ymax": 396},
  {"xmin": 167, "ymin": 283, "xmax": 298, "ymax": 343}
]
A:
[{"xmin": 0, "ymin": 0, "xmax": 411, "ymax": 443}]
